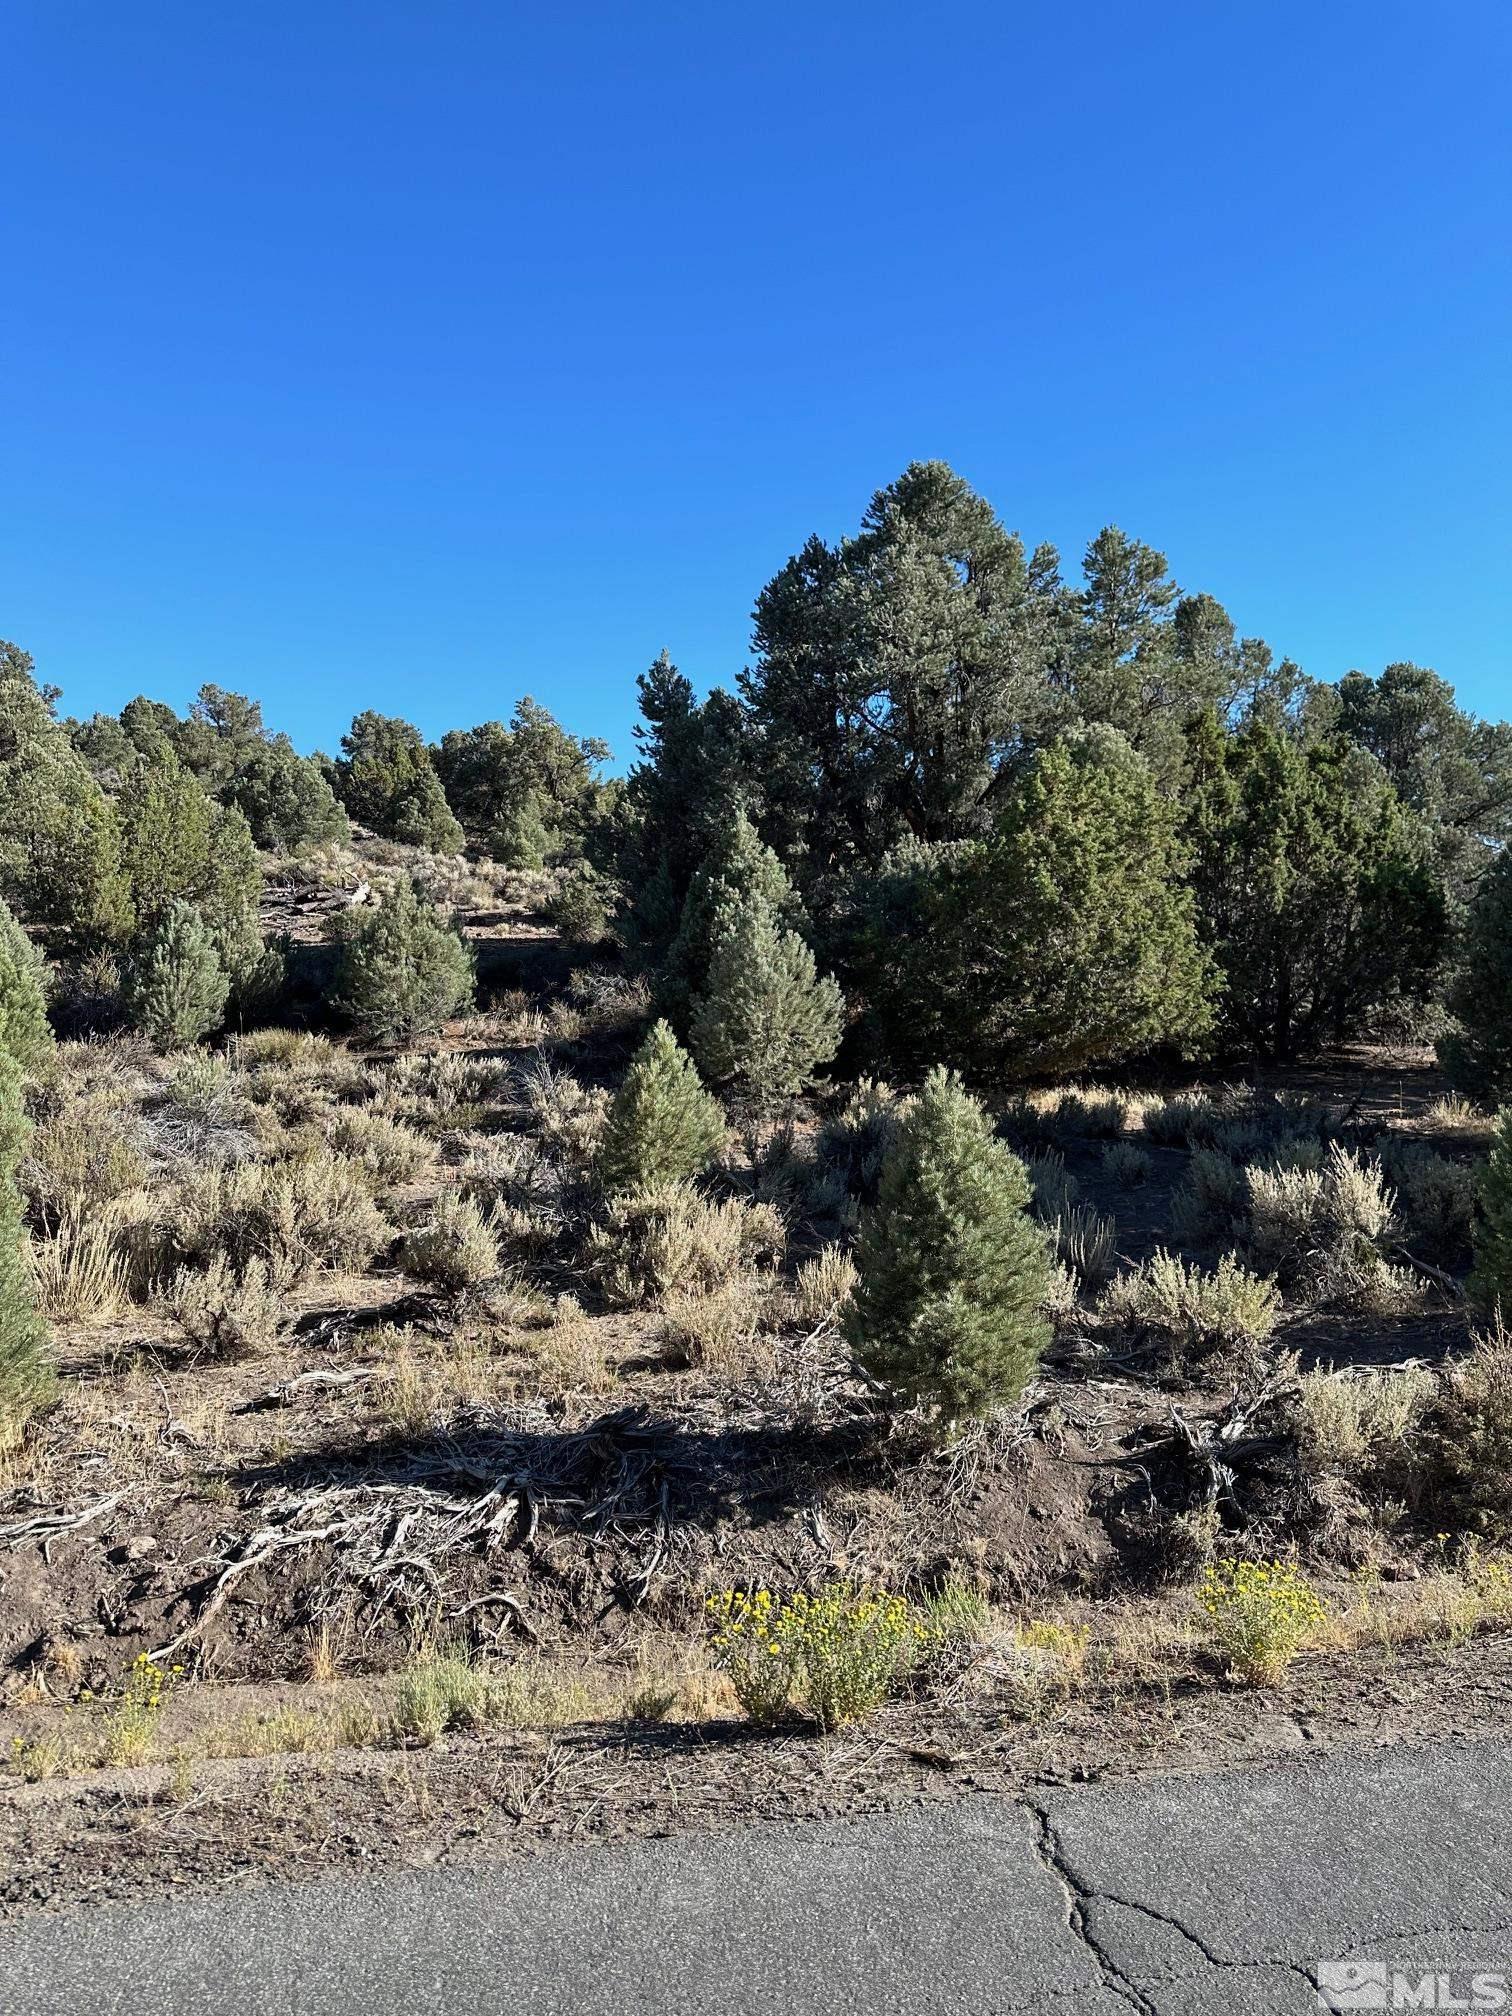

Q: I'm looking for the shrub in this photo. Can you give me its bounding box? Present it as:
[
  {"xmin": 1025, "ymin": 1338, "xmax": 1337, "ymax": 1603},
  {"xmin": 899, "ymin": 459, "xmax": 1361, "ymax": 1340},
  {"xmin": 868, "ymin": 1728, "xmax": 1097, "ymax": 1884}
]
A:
[
  {"xmin": 659, "ymin": 1278, "xmax": 766, "ymax": 1375},
  {"xmin": 1170, "ymin": 1149, "xmax": 1245, "ymax": 1246},
  {"xmin": 548, "ymin": 865, "xmax": 612, "ymax": 946},
  {"xmin": 0, "ymin": 898, "xmax": 53, "ymax": 1069},
  {"xmin": 323, "ymin": 1108, "xmax": 433, "ymax": 1189},
  {"xmin": 690, "ymin": 898, "xmax": 844, "ymax": 1110},
  {"xmin": 21, "ymin": 1107, "xmax": 147, "ymax": 1229},
  {"xmin": 400, "ymin": 1190, "xmax": 500, "ymax": 1292},
  {"xmin": 845, "ymin": 1067, "xmax": 1051, "ymax": 1426},
  {"xmin": 391, "ymin": 1648, "xmax": 497, "ymax": 1744},
  {"xmin": 1101, "ymin": 1249, "xmax": 1281, "ymax": 1360},
  {"xmin": 1247, "ymin": 1143, "xmax": 1416, "ymax": 1310},
  {"xmin": 1197, "ymin": 1559, "xmax": 1325, "ymax": 1685},
  {"xmin": 125, "ymin": 900, "xmax": 229, "ymax": 1047},
  {"xmin": 1431, "ymin": 1319, "xmax": 1512, "ymax": 1539},
  {"xmin": 817, "ymin": 1079, "xmax": 904, "ymax": 1203},
  {"xmin": 167, "ymin": 1254, "xmax": 283, "ymax": 1356},
  {"xmin": 0, "ymin": 1053, "xmax": 50, "ymax": 1449},
  {"xmin": 587, "ymin": 1183, "xmax": 784, "ymax": 1309},
  {"xmin": 706, "ymin": 1583, "xmax": 930, "ymax": 1730},
  {"xmin": 333, "ymin": 877, "xmax": 475, "ymax": 1042},
  {"xmin": 25, "ymin": 1216, "xmax": 133, "ymax": 1322},
  {"xmin": 1383, "ymin": 1145, "xmax": 1479, "ymax": 1262},
  {"xmin": 171, "ymin": 1151, "xmax": 390, "ymax": 1283},
  {"xmin": 1471, "ymin": 1110, "xmax": 1512, "ymax": 1316},
  {"xmin": 1296, "ymin": 1365, "xmax": 1436, "ymax": 1474},
  {"xmin": 1143, "ymin": 1090, "xmax": 1222, "ymax": 1147},
  {"xmin": 598, "ymin": 1021, "xmax": 725, "ymax": 1194},
  {"xmin": 1102, "ymin": 1142, "xmax": 1151, "ymax": 1188}
]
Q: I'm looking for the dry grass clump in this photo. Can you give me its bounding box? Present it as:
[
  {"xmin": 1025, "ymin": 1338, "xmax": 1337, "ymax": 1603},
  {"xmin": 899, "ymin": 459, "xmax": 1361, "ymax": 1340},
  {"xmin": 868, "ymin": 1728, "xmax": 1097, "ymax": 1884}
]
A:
[
  {"xmin": 1051, "ymin": 1204, "xmax": 1117, "ymax": 1290},
  {"xmin": 400, "ymin": 1190, "xmax": 501, "ymax": 1292},
  {"xmin": 792, "ymin": 1243, "xmax": 858, "ymax": 1328},
  {"xmin": 659, "ymin": 1279, "xmax": 775, "ymax": 1378},
  {"xmin": 1423, "ymin": 1092, "xmax": 1494, "ymax": 1137},
  {"xmin": 166, "ymin": 1253, "xmax": 285, "ymax": 1356},
  {"xmin": 170, "ymin": 1149, "xmax": 391, "ymax": 1283},
  {"xmin": 1026, "ymin": 1149, "xmax": 1079, "ymax": 1220},
  {"xmin": 25, "ymin": 1213, "xmax": 135, "ymax": 1322},
  {"xmin": 586, "ymin": 1184, "xmax": 786, "ymax": 1310},
  {"xmin": 1101, "ymin": 1249, "xmax": 1282, "ymax": 1360},
  {"xmin": 1143, "ymin": 1089, "xmax": 1224, "ymax": 1146},
  {"xmin": 390, "ymin": 1647, "xmax": 610, "ymax": 1744}
]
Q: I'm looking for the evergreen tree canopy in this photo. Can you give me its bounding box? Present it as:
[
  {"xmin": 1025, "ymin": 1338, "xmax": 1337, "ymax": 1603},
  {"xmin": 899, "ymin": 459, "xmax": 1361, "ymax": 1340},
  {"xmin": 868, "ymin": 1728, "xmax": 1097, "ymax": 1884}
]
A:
[
  {"xmin": 0, "ymin": 1043, "xmax": 50, "ymax": 1451},
  {"xmin": 855, "ymin": 726, "xmax": 1214, "ymax": 1079},
  {"xmin": 845, "ymin": 1067, "xmax": 1051, "ymax": 1427},
  {"xmin": 599, "ymin": 1020, "xmax": 725, "ymax": 1192},
  {"xmin": 434, "ymin": 698, "xmax": 609, "ymax": 865},
  {"xmin": 689, "ymin": 896, "xmax": 845, "ymax": 1108},
  {"xmin": 1183, "ymin": 713, "xmax": 1448, "ymax": 1058},
  {"xmin": 334, "ymin": 875, "xmax": 475, "ymax": 1041},
  {"xmin": 0, "ymin": 641, "xmax": 131, "ymax": 945},
  {"xmin": 334, "ymin": 712, "xmax": 464, "ymax": 853},
  {"xmin": 1439, "ymin": 847, "xmax": 1512, "ymax": 1109},
  {"xmin": 125, "ymin": 899, "xmax": 231, "ymax": 1048},
  {"xmin": 1472, "ymin": 1108, "xmax": 1512, "ymax": 1318},
  {"xmin": 0, "ymin": 897, "xmax": 54, "ymax": 1069}
]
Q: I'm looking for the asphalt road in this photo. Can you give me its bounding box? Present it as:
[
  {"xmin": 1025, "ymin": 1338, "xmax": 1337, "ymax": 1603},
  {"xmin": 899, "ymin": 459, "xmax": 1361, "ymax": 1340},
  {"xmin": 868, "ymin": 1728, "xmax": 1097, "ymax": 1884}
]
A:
[{"xmin": 4, "ymin": 1740, "xmax": 1510, "ymax": 2014}]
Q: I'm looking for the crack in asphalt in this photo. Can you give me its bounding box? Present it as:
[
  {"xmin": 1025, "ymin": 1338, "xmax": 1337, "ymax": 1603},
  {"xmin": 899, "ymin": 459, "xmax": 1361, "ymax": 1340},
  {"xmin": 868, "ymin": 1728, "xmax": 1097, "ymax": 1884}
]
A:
[{"xmin": 1024, "ymin": 1797, "xmax": 1157, "ymax": 2016}]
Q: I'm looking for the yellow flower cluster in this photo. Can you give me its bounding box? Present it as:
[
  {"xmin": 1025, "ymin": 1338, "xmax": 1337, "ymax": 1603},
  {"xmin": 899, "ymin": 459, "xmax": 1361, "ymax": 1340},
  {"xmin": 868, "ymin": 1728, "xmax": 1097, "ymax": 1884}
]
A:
[
  {"xmin": 707, "ymin": 1583, "xmax": 933, "ymax": 1730},
  {"xmin": 1198, "ymin": 1558, "xmax": 1325, "ymax": 1686}
]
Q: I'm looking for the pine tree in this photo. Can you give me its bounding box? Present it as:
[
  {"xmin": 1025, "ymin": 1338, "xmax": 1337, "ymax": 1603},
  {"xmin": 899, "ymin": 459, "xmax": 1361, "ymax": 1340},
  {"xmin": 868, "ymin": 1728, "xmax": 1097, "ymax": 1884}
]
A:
[
  {"xmin": 845, "ymin": 1067, "xmax": 1051, "ymax": 1426},
  {"xmin": 599, "ymin": 1020, "xmax": 725, "ymax": 1192},
  {"xmin": 0, "ymin": 897, "xmax": 54, "ymax": 1069},
  {"xmin": 334, "ymin": 712, "xmax": 463, "ymax": 853},
  {"xmin": 689, "ymin": 898, "xmax": 844, "ymax": 1109},
  {"xmin": 1440, "ymin": 850, "xmax": 1512, "ymax": 1110},
  {"xmin": 125, "ymin": 900, "xmax": 231, "ymax": 1048},
  {"xmin": 1472, "ymin": 1109, "xmax": 1512, "ymax": 1317},
  {"xmin": 661, "ymin": 811, "xmax": 802, "ymax": 1022},
  {"xmin": 334, "ymin": 876, "xmax": 475, "ymax": 1041},
  {"xmin": 117, "ymin": 746, "xmax": 216, "ymax": 926},
  {"xmin": 0, "ymin": 1045, "xmax": 52, "ymax": 1450}
]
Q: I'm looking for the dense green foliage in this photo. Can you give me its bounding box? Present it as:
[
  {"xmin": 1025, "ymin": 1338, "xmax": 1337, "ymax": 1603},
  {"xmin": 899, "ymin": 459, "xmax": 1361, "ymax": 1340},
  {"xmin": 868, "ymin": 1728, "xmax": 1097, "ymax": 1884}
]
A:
[
  {"xmin": 1183, "ymin": 712, "xmax": 1447, "ymax": 1057},
  {"xmin": 334, "ymin": 876, "xmax": 475, "ymax": 1040},
  {"xmin": 334, "ymin": 712, "xmax": 464, "ymax": 853},
  {"xmin": 853, "ymin": 727, "xmax": 1213, "ymax": 1078},
  {"xmin": 690, "ymin": 899, "xmax": 844, "ymax": 1108},
  {"xmin": 125, "ymin": 900, "xmax": 231, "ymax": 1048},
  {"xmin": 0, "ymin": 897, "xmax": 55, "ymax": 1070},
  {"xmin": 5, "ymin": 458, "xmax": 1507, "ymax": 1090},
  {"xmin": 599, "ymin": 1021, "xmax": 725, "ymax": 1193},
  {"xmin": 1471, "ymin": 1110, "xmax": 1512, "ymax": 1317},
  {"xmin": 845, "ymin": 1068, "xmax": 1051, "ymax": 1425},
  {"xmin": 1439, "ymin": 849, "xmax": 1512, "ymax": 1109},
  {"xmin": 434, "ymin": 698, "xmax": 610, "ymax": 865},
  {"xmin": 0, "ymin": 1026, "xmax": 52, "ymax": 1449}
]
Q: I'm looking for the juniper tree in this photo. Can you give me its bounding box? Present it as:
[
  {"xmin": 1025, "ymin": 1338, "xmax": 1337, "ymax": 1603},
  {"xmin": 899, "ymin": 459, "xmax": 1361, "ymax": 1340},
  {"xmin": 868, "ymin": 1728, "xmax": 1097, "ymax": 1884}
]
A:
[
  {"xmin": 689, "ymin": 898, "xmax": 844, "ymax": 1110},
  {"xmin": 126, "ymin": 900, "xmax": 231, "ymax": 1048},
  {"xmin": 599, "ymin": 1020, "xmax": 724, "ymax": 1193},
  {"xmin": 334, "ymin": 712, "xmax": 463, "ymax": 853},
  {"xmin": 334, "ymin": 875, "xmax": 475, "ymax": 1042},
  {"xmin": 0, "ymin": 898, "xmax": 54, "ymax": 1069},
  {"xmin": 0, "ymin": 1045, "xmax": 52, "ymax": 1449},
  {"xmin": 1471, "ymin": 1109, "xmax": 1512, "ymax": 1317},
  {"xmin": 1439, "ymin": 849, "xmax": 1512, "ymax": 1110},
  {"xmin": 844, "ymin": 1067, "xmax": 1051, "ymax": 1427}
]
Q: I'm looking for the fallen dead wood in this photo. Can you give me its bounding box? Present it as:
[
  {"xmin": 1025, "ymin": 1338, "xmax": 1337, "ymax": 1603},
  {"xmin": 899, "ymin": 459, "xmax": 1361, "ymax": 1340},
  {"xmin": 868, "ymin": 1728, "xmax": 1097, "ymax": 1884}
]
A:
[
  {"xmin": 0, "ymin": 1490, "xmax": 130, "ymax": 1553},
  {"xmin": 239, "ymin": 1365, "xmax": 382, "ymax": 1411}
]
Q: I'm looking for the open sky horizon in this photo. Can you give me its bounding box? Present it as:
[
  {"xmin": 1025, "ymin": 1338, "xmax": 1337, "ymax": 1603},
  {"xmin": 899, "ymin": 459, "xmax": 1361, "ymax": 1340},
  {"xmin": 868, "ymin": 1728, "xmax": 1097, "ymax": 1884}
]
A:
[{"xmin": 4, "ymin": 1, "xmax": 1509, "ymax": 766}]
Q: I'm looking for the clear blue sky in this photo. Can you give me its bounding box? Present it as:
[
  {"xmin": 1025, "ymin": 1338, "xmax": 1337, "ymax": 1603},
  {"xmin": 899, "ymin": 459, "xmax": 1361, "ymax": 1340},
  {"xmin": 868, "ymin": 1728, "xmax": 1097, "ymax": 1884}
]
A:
[{"xmin": 4, "ymin": 1, "xmax": 1508, "ymax": 764}]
